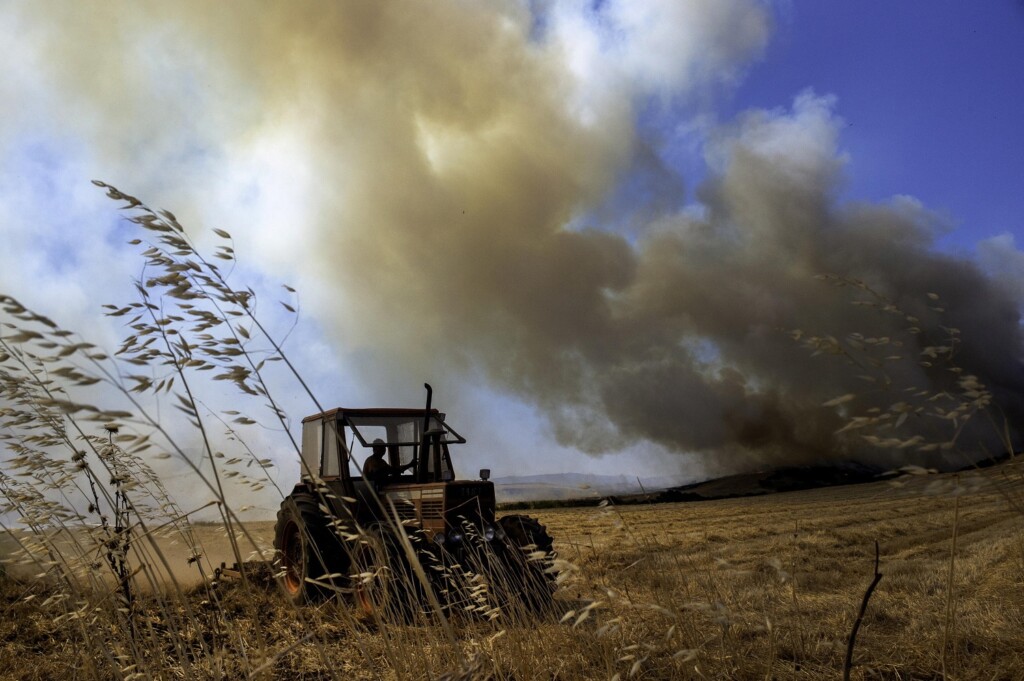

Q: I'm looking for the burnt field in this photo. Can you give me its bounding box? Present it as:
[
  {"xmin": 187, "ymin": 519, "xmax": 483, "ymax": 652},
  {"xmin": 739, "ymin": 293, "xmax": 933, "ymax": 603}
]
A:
[{"xmin": 2, "ymin": 462, "xmax": 1021, "ymax": 680}]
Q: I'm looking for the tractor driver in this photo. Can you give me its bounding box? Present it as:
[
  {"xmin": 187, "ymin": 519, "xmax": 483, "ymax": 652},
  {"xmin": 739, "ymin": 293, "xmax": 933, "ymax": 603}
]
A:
[{"xmin": 363, "ymin": 438, "xmax": 415, "ymax": 484}]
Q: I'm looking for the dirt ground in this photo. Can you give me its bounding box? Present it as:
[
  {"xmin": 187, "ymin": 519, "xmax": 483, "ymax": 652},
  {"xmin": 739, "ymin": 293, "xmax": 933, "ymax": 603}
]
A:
[{"xmin": 0, "ymin": 518, "xmax": 279, "ymax": 589}]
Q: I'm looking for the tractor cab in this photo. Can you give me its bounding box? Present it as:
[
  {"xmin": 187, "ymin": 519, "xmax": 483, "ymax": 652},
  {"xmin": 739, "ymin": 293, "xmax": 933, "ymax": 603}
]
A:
[
  {"xmin": 300, "ymin": 408, "xmax": 466, "ymax": 487},
  {"xmin": 297, "ymin": 405, "xmax": 497, "ymax": 539}
]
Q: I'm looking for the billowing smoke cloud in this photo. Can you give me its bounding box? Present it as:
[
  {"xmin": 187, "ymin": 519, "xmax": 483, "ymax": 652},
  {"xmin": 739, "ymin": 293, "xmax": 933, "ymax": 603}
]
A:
[{"xmin": 3, "ymin": 1, "xmax": 1021, "ymax": 473}]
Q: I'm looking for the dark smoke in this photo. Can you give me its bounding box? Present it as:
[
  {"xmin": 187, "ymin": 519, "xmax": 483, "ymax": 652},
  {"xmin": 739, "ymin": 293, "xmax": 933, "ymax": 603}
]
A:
[
  {"xmin": 8, "ymin": 2, "xmax": 1021, "ymax": 471},
  {"xmin": 327, "ymin": 90, "xmax": 1024, "ymax": 470}
]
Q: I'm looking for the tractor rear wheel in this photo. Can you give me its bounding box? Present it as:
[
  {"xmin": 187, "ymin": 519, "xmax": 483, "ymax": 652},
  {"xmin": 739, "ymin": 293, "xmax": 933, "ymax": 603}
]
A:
[
  {"xmin": 495, "ymin": 514, "xmax": 556, "ymax": 612},
  {"xmin": 273, "ymin": 491, "xmax": 348, "ymax": 604}
]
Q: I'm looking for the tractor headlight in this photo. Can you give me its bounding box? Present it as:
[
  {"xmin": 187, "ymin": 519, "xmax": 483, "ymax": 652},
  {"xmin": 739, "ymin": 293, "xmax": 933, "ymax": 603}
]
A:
[
  {"xmin": 494, "ymin": 525, "xmax": 506, "ymax": 541},
  {"xmin": 482, "ymin": 524, "xmax": 496, "ymax": 541},
  {"xmin": 448, "ymin": 529, "xmax": 464, "ymax": 545},
  {"xmin": 432, "ymin": 532, "xmax": 446, "ymax": 545}
]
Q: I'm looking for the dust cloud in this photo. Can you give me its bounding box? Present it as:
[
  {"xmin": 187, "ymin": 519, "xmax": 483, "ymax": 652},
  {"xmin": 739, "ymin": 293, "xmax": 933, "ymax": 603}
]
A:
[{"xmin": 8, "ymin": 2, "xmax": 1022, "ymax": 470}]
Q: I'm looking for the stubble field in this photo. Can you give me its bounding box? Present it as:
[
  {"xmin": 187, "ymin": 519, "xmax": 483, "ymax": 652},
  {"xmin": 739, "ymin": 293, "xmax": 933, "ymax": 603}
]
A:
[
  {"xmin": 538, "ymin": 465, "xmax": 1024, "ymax": 679},
  {"xmin": 1, "ymin": 462, "xmax": 1022, "ymax": 680}
]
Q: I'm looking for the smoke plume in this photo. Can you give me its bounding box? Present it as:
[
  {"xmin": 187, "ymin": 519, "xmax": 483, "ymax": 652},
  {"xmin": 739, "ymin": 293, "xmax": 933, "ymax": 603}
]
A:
[{"xmin": 4, "ymin": 1, "xmax": 1022, "ymax": 471}]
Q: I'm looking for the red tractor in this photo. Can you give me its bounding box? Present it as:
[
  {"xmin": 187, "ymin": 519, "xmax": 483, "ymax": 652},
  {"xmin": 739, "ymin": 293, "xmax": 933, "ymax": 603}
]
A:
[{"xmin": 273, "ymin": 385, "xmax": 555, "ymax": 617}]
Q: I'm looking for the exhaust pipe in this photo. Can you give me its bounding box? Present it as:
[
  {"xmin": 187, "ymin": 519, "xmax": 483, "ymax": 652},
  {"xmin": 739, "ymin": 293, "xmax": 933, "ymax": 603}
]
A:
[{"xmin": 419, "ymin": 383, "xmax": 433, "ymax": 479}]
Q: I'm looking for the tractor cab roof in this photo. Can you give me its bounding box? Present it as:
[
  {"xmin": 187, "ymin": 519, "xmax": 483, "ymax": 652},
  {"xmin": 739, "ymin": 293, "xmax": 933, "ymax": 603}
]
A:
[
  {"xmin": 302, "ymin": 408, "xmax": 466, "ymax": 448},
  {"xmin": 301, "ymin": 407, "xmax": 441, "ymax": 423}
]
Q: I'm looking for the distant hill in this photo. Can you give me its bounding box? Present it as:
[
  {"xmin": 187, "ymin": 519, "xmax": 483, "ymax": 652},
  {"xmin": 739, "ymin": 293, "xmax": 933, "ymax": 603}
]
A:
[
  {"xmin": 493, "ymin": 462, "xmax": 897, "ymax": 506},
  {"xmin": 492, "ymin": 472, "xmax": 687, "ymax": 503},
  {"xmin": 653, "ymin": 462, "xmax": 893, "ymax": 503}
]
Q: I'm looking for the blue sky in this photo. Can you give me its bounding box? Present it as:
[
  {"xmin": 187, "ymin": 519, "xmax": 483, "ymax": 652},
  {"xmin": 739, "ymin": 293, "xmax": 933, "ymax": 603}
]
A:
[
  {"xmin": 727, "ymin": 1, "xmax": 1024, "ymax": 252},
  {"xmin": 2, "ymin": 1, "xmax": 1024, "ymax": 504}
]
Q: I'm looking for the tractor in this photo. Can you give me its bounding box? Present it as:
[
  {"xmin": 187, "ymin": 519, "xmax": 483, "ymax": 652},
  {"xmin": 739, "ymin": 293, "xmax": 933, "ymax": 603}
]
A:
[{"xmin": 272, "ymin": 385, "xmax": 556, "ymax": 617}]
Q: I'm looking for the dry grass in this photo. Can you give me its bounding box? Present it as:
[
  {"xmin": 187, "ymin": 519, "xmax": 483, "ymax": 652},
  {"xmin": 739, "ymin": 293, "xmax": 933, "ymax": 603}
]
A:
[
  {"xmin": 2, "ymin": 464, "xmax": 1021, "ymax": 680},
  {"xmin": 543, "ymin": 466, "xmax": 1024, "ymax": 679}
]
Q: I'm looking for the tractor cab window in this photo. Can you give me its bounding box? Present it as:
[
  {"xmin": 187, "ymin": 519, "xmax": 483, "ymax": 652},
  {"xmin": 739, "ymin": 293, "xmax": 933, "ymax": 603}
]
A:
[
  {"xmin": 322, "ymin": 419, "xmax": 343, "ymax": 477},
  {"xmin": 300, "ymin": 420, "xmax": 321, "ymax": 479},
  {"xmin": 344, "ymin": 413, "xmax": 464, "ymax": 481},
  {"xmin": 422, "ymin": 429, "xmax": 454, "ymax": 481},
  {"xmin": 300, "ymin": 417, "xmax": 348, "ymax": 480}
]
